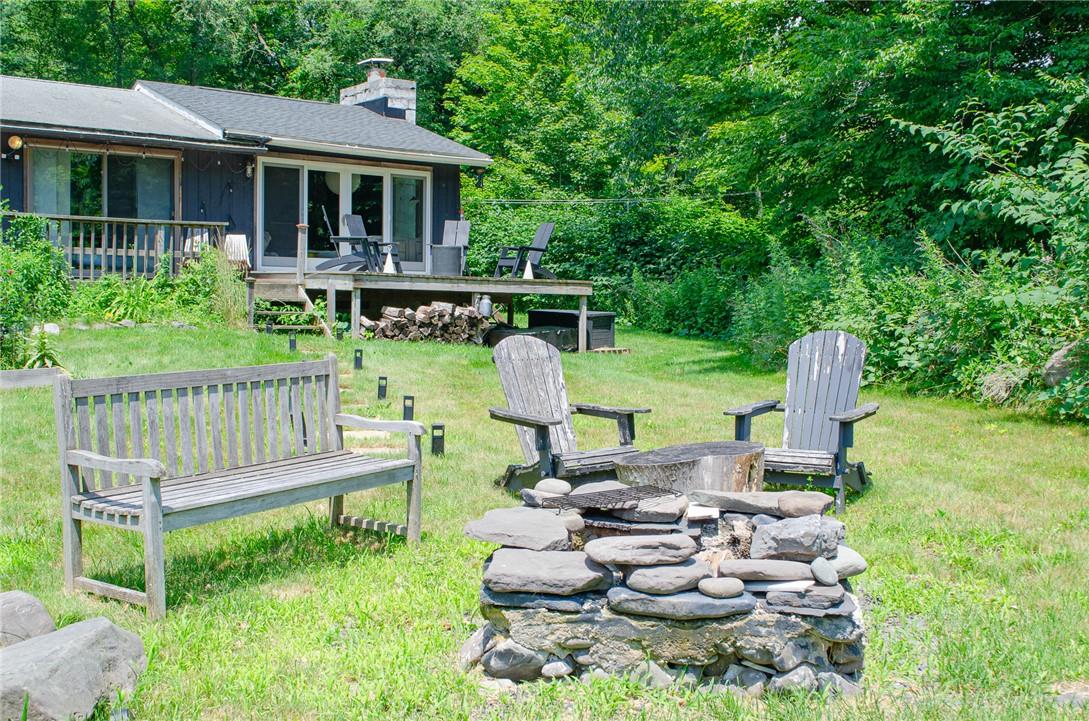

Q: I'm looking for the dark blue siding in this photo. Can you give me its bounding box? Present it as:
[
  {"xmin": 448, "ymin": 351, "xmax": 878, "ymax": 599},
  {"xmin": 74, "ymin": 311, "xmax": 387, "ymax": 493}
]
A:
[
  {"xmin": 1, "ymin": 133, "xmax": 26, "ymax": 212},
  {"xmin": 432, "ymin": 163, "xmax": 461, "ymax": 243},
  {"xmin": 181, "ymin": 149, "xmax": 256, "ymax": 238}
]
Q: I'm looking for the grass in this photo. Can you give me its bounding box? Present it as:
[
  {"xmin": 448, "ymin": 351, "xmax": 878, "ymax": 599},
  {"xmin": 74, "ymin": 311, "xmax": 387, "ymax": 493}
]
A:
[{"xmin": 1, "ymin": 324, "xmax": 1088, "ymax": 720}]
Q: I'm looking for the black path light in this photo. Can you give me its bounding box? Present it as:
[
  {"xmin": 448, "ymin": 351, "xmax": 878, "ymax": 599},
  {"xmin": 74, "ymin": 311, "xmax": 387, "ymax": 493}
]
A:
[
  {"xmin": 288, "ymin": 331, "xmax": 297, "ymax": 352},
  {"xmin": 354, "ymin": 348, "xmax": 363, "ymax": 370},
  {"xmin": 431, "ymin": 423, "xmax": 445, "ymax": 456},
  {"xmin": 377, "ymin": 376, "xmax": 388, "ymax": 399},
  {"xmin": 265, "ymin": 319, "xmax": 273, "ymax": 334},
  {"xmin": 403, "ymin": 395, "xmax": 415, "ymax": 421},
  {"xmin": 336, "ymin": 326, "xmax": 344, "ymax": 341}
]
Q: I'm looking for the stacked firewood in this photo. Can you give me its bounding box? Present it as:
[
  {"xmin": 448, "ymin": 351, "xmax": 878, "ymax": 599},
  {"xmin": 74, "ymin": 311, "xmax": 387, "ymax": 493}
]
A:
[{"xmin": 361, "ymin": 302, "xmax": 491, "ymax": 343}]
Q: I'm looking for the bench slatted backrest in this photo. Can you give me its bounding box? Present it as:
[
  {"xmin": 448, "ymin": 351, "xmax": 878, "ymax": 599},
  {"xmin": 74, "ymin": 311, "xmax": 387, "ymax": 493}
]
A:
[
  {"xmin": 782, "ymin": 331, "xmax": 867, "ymax": 453},
  {"xmin": 493, "ymin": 334, "xmax": 577, "ymax": 465},
  {"xmin": 56, "ymin": 355, "xmax": 342, "ymax": 492}
]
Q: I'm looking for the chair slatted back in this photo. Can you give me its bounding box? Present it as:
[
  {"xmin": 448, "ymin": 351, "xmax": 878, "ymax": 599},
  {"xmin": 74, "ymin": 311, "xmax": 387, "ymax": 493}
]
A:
[
  {"xmin": 493, "ymin": 335, "xmax": 577, "ymax": 464},
  {"xmin": 782, "ymin": 331, "xmax": 867, "ymax": 453},
  {"xmin": 343, "ymin": 214, "xmax": 367, "ymax": 238},
  {"xmin": 55, "ymin": 355, "xmax": 342, "ymax": 492},
  {"xmin": 441, "ymin": 220, "xmax": 471, "ymax": 247},
  {"xmin": 526, "ymin": 223, "xmax": 554, "ymax": 267}
]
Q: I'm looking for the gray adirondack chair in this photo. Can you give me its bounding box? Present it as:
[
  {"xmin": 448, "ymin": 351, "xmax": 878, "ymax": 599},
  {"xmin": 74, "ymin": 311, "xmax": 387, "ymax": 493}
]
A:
[
  {"xmin": 490, "ymin": 334, "xmax": 649, "ymax": 490},
  {"xmin": 725, "ymin": 330, "xmax": 878, "ymax": 513}
]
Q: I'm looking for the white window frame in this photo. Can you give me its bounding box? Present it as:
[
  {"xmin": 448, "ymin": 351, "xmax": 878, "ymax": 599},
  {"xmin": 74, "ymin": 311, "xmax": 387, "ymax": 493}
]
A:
[{"xmin": 255, "ymin": 156, "xmax": 431, "ymax": 273}]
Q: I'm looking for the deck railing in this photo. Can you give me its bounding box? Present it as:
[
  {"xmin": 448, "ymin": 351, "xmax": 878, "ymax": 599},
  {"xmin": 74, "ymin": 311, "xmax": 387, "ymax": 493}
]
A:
[{"xmin": 2, "ymin": 212, "xmax": 230, "ymax": 280}]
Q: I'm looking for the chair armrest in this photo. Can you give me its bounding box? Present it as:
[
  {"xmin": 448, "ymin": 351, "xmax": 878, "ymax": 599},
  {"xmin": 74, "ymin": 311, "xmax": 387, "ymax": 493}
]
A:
[
  {"xmin": 724, "ymin": 400, "xmax": 780, "ymax": 417},
  {"xmin": 500, "ymin": 245, "xmax": 540, "ymax": 253},
  {"xmin": 67, "ymin": 449, "xmax": 166, "ymax": 478},
  {"xmin": 829, "ymin": 403, "xmax": 879, "ymax": 424},
  {"xmin": 489, "ymin": 408, "xmax": 562, "ymax": 429},
  {"xmin": 335, "ymin": 413, "xmax": 425, "ymax": 436},
  {"xmin": 571, "ymin": 403, "xmax": 651, "ymax": 418}
]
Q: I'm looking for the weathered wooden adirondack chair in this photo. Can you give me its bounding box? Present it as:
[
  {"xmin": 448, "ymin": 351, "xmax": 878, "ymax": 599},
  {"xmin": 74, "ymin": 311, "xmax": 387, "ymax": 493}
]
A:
[
  {"xmin": 724, "ymin": 330, "xmax": 878, "ymax": 513},
  {"xmin": 490, "ymin": 334, "xmax": 650, "ymax": 490}
]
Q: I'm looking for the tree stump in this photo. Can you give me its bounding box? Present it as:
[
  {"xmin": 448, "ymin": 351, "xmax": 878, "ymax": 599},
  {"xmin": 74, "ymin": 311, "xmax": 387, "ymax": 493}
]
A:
[{"xmin": 615, "ymin": 441, "xmax": 765, "ymax": 494}]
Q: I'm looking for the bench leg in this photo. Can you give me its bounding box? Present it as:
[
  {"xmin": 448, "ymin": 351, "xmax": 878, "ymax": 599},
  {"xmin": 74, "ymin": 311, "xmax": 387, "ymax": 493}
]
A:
[
  {"xmin": 62, "ymin": 514, "xmax": 83, "ymax": 593},
  {"xmin": 407, "ymin": 434, "xmax": 423, "ymax": 543},
  {"xmin": 143, "ymin": 513, "xmax": 167, "ymax": 619},
  {"xmin": 329, "ymin": 495, "xmax": 345, "ymax": 528}
]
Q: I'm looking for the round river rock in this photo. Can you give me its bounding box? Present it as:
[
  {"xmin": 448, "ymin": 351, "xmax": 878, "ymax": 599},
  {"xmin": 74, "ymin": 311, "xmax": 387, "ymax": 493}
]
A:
[{"xmin": 697, "ymin": 576, "xmax": 744, "ymax": 598}]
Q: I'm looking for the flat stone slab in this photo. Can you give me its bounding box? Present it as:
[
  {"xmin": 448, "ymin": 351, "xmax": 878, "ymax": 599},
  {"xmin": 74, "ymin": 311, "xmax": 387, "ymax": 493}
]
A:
[
  {"xmin": 688, "ymin": 491, "xmax": 783, "ymax": 515},
  {"xmin": 718, "ymin": 559, "xmax": 814, "ymax": 581},
  {"xmin": 749, "ymin": 515, "xmax": 845, "ymax": 561},
  {"xmin": 613, "ymin": 494, "xmax": 689, "ymax": 523},
  {"xmin": 480, "ymin": 586, "xmax": 607, "ymax": 613},
  {"xmin": 0, "ymin": 616, "xmax": 146, "ymax": 721},
  {"xmin": 624, "ymin": 558, "xmax": 711, "ymax": 595},
  {"xmin": 0, "ymin": 591, "xmax": 55, "ymax": 648},
  {"xmin": 742, "ymin": 579, "xmax": 814, "ymax": 593},
  {"xmin": 607, "ymin": 587, "xmax": 757, "ymax": 620},
  {"xmin": 484, "ymin": 549, "xmax": 613, "ymax": 596},
  {"xmin": 777, "ymin": 491, "xmax": 834, "ymax": 517},
  {"xmin": 764, "ymin": 593, "xmax": 857, "ymax": 618},
  {"xmin": 465, "ymin": 507, "xmax": 572, "ymax": 551},
  {"xmin": 766, "ymin": 584, "xmax": 845, "ymax": 610},
  {"xmin": 584, "ymin": 534, "xmax": 697, "ymax": 566},
  {"xmin": 482, "ymin": 639, "xmax": 546, "ymax": 681}
]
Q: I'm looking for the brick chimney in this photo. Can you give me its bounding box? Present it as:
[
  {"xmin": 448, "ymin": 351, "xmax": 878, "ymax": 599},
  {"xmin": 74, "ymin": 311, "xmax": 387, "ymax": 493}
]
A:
[{"xmin": 340, "ymin": 60, "xmax": 417, "ymax": 124}]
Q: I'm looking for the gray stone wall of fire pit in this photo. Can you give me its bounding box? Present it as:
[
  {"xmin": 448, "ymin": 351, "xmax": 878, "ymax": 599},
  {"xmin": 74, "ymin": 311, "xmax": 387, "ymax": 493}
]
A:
[{"xmin": 461, "ymin": 482, "xmax": 868, "ymax": 696}]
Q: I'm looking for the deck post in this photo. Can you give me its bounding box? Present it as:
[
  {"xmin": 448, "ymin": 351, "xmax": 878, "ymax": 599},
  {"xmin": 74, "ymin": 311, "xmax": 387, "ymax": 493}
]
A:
[
  {"xmin": 351, "ymin": 288, "xmax": 362, "ymax": 339},
  {"xmin": 246, "ymin": 279, "xmax": 255, "ymax": 328},
  {"xmin": 326, "ymin": 280, "xmax": 336, "ymax": 330},
  {"xmin": 578, "ymin": 295, "xmax": 588, "ymax": 353},
  {"xmin": 506, "ymin": 298, "xmax": 515, "ymax": 326},
  {"xmin": 295, "ymin": 224, "xmax": 308, "ymax": 285}
]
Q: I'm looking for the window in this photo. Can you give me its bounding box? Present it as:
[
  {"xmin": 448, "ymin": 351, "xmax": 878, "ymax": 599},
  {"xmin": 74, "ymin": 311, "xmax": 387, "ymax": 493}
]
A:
[{"xmin": 28, "ymin": 146, "xmax": 174, "ymax": 220}]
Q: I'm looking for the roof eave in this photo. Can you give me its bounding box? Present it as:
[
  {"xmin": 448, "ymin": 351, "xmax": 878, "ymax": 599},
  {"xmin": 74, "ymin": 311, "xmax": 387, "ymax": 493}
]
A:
[
  {"xmin": 264, "ymin": 136, "xmax": 492, "ymax": 167},
  {"xmin": 0, "ymin": 121, "xmax": 263, "ymax": 154}
]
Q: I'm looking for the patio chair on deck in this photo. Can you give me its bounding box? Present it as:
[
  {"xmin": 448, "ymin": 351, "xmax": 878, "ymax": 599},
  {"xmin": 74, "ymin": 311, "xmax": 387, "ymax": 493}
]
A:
[
  {"xmin": 315, "ymin": 215, "xmax": 402, "ymax": 273},
  {"xmin": 430, "ymin": 219, "xmax": 470, "ymax": 275},
  {"xmin": 493, "ymin": 222, "xmax": 555, "ymax": 278},
  {"xmin": 723, "ymin": 330, "xmax": 879, "ymax": 513}
]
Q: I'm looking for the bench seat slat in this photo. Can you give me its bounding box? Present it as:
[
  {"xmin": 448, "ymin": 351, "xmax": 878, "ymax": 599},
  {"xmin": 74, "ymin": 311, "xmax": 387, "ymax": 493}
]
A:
[
  {"xmin": 765, "ymin": 447, "xmax": 836, "ymax": 474},
  {"xmin": 71, "ymin": 451, "xmax": 410, "ymax": 517},
  {"xmin": 555, "ymin": 446, "xmax": 639, "ymax": 476}
]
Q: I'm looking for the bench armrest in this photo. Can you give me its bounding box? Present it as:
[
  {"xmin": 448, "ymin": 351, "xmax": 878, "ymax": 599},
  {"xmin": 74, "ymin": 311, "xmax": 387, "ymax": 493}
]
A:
[
  {"xmin": 724, "ymin": 400, "xmax": 780, "ymax": 417},
  {"xmin": 66, "ymin": 449, "xmax": 166, "ymax": 478},
  {"xmin": 335, "ymin": 413, "xmax": 425, "ymax": 436},
  {"xmin": 489, "ymin": 408, "xmax": 562, "ymax": 429},
  {"xmin": 829, "ymin": 403, "xmax": 879, "ymax": 424}
]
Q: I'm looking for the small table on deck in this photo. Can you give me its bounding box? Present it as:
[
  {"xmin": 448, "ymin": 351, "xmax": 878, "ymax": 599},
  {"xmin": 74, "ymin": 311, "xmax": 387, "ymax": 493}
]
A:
[{"xmin": 615, "ymin": 441, "xmax": 765, "ymax": 494}]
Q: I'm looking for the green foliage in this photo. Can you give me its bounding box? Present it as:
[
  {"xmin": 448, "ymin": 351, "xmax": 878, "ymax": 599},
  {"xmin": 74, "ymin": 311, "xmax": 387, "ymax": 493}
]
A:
[{"xmin": 22, "ymin": 330, "xmax": 61, "ymax": 369}]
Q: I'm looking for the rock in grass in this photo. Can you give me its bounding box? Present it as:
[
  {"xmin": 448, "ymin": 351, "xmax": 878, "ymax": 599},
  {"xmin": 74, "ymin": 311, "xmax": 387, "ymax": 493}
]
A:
[
  {"xmin": 541, "ymin": 659, "xmax": 575, "ymax": 678},
  {"xmin": 767, "ymin": 664, "xmax": 818, "ymax": 693},
  {"xmin": 0, "ymin": 591, "xmax": 55, "ymax": 648},
  {"xmin": 718, "ymin": 559, "xmax": 814, "ymax": 581},
  {"xmin": 829, "ymin": 545, "xmax": 868, "ymax": 579},
  {"xmin": 607, "ymin": 587, "xmax": 756, "ymax": 620},
  {"xmin": 464, "ymin": 507, "xmax": 571, "ymax": 551},
  {"xmin": 624, "ymin": 558, "xmax": 711, "ymax": 594},
  {"xmin": 535, "ymin": 478, "xmax": 572, "ymax": 495},
  {"xmin": 584, "ymin": 534, "xmax": 696, "ymax": 566},
  {"xmin": 697, "ymin": 577, "xmax": 744, "ymax": 599},
  {"xmin": 457, "ymin": 623, "xmax": 497, "ymax": 670},
  {"xmin": 630, "ymin": 660, "xmax": 674, "ymax": 689},
  {"xmin": 484, "ymin": 549, "xmax": 613, "ymax": 596},
  {"xmin": 482, "ymin": 639, "xmax": 546, "ymax": 681},
  {"xmin": 810, "ymin": 557, "xmax": 839, "ymax": 585},
  {"xmin": 0, "ymin": 616, "xmax": 146, "ymax": 721},
  {"xmin": 817, "ymin": 671, "xmax": 861, "ymax": 696},
  {"xmin": 749, "ymin": 515, "xmax": 844, "ymax": 561}
]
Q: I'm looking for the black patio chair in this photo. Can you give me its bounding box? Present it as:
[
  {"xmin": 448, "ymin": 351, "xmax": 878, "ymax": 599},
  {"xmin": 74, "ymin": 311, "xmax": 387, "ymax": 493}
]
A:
[{"xmin": 493, "ymin": 222, "xmax": 556, "ymax": 278}]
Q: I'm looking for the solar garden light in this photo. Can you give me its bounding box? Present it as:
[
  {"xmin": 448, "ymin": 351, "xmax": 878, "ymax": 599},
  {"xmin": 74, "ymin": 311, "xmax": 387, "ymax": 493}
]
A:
[
  {"xmin": 265, "ymin": 319, "xmax": 273, "ymax": 334},
  {"xmin": 403, "ymin": 395, "xmax": 415, "ymax": 421},
  {"xmin": 353, "ymin": 348, "xmax": 363, "ymax": 370},
  {"xmin": 336, "ymin": 326, "xmax": 344, "ymax": 341},
  {"xmin": 377, "ymin": 376, "xmax": 388, "ymax": 399},
  {"xmin": 431, "ymin": 423, "xmax": 445, "ymax": 456},
  {"xmin": 288, "ymin": 332, "xmax": 297, "ymax": 352}
]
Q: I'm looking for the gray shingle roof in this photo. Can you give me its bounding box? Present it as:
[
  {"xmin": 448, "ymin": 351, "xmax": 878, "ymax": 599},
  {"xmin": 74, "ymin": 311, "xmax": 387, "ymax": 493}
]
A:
[
  {"xmin": 137, "ymin": 80, "xmax": 490, "ymax": 165},
  {"xmin": 0, "ymin": 75, "xmax": 225, "ymax": 143}
]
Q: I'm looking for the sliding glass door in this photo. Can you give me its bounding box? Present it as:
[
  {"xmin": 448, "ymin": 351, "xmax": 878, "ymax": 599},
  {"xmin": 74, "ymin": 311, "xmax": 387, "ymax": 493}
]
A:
[{"xmin": 257, "ymin": 159, "xmax": 429, "ymax": 273}]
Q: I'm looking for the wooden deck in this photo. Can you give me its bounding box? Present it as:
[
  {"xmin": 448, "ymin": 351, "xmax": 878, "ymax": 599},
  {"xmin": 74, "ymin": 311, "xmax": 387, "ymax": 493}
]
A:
[{"xmin": 248, "ymin": 271, "xmax": 596, "ymax": 351}]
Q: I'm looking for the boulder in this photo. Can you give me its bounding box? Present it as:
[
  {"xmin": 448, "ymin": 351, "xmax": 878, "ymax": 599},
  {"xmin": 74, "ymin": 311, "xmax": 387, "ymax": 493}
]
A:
[
  {"xmin": 767, "ymin": 664, "xmax": 818, "ymax": 693},
  {"xmin": 0, "ymin": 592, "xmax": 55, "ymax": 648},
  {"xmin": 535, "ymin": 478, "xmax": 572, "ymax": 495},
  {"xmin": 457, "ymin": 623, "xmax": 497, "ymax": 670},
  {"xmin": 751, "ymin": 514, "xmax": 778, "ymax": 527},
  {"xmin": 697, "ymin": 577, "xmax": 744, "ymax": 599},
  {"xmin": 41, "ymin": 323, "xmax": 61, "ymax": 336},
  {"xmin": 484, "ymin": 549, "xmax": 613, "ymax": 596},
  {"xmin": 771, "ymin": 636, "xmax": 829, "ymax": 673},
  {"xmin": 810, "ymin": 557, "xmax": 839, "ymax": 585},
  {"xmin": 464, "ymin": 507, "xmax": 572, "ymax": 551},
  {"xmin": 829, "ymin": 545, "xmax": 868, "ymax": 579},
  {"xmin": 1043, "ymin": 341, "xmax": 1084, "ymax": 387},
  {"xmin": 630, "ymin": 660, "xmax": 673, "ymax": 689},
  {"xmin": 624, "ymin": 559, "xmax": 711, "ymax": 595},
  {"xmin": 541, "ymin": 659, "xmax": 575, "ymax": 678},
  {"xmin": 0, "ymin": 616, "xmax": 146, "ymax": 721},
  {"xmin": 613, "ymin": 494, "xmax": 689, "ymax": 523},
  {"xmin": 687, "ymin": 491, "xmax": 783, "ymax": 515},
  {"xmin": 749, "ymin": 515, "xmax": 845, "ymax": 561},
  {"xmin": 482, "ymin": 639, "xmax": 546, "ymax": 681},
  {"xmin": 584, "ymin": 534, "xmax": 696, "ymax": 566},
  {"xmin": 718, "ymin": 559, "xmax": 814, "ymax": 581},
  {"xmin": 817, "ymin": 671, "xmax": 861, "ymax": 696},
  {"xmin": 776, "ymin": 491, "xmax": 834, "ymax": 517},
  {"xmin": 607, "ymin": 587, "xmax": 756, "ymax": 620}
]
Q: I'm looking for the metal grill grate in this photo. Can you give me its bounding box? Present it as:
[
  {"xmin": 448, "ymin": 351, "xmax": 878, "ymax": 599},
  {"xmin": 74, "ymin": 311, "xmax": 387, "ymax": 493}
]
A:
[{"xmin": 542, "ymin": 484, "xmax": 681, "ymax": 512}]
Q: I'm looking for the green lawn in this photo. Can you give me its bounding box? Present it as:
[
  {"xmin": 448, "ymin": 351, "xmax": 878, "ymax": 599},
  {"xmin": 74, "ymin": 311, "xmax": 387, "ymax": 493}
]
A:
[{"xmin": 2, "ymin": 326, "xmax": 1087, "ymax": 720}]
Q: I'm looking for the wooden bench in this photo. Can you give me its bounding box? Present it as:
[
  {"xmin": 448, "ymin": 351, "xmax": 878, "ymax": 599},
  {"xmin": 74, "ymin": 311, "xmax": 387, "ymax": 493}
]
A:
[{"xmin": 52, "ymin": 354, "xmax": 424, "ymax": 618}]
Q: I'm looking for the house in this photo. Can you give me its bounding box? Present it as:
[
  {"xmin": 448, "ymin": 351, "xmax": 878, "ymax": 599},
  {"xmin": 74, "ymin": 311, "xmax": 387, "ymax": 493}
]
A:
[{"xmin": 0, "ymin": 70, "xmax": 594, "ymax": 342}]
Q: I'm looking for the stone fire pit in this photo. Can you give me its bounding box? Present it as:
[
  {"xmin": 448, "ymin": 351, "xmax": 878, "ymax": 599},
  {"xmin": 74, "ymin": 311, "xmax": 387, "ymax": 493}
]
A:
[{"xmin": 459, "ymin": 480, "xmax": 868, "ymax": 696}]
